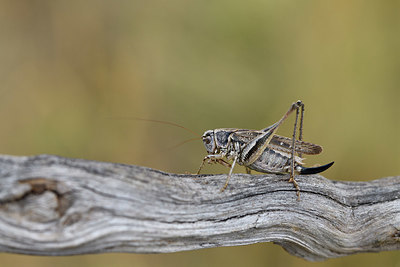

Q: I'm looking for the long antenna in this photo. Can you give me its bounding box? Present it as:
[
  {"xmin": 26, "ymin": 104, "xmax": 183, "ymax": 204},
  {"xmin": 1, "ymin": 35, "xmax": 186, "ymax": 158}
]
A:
[
  {"xmin": 108, "ymin": 117, "xmax": 200, "ymax": 137},
  {"xmin": 166, "ymin": 137, "xmax": 201, "ymax": 151}
]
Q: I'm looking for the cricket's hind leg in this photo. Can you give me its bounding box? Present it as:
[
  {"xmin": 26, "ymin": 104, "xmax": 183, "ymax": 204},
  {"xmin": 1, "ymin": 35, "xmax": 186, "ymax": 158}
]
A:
[
  {"xmin": 289, "ymin": 162, "xmax": 334, "ymax": 199},
  {"xmin": 288, "ymin": 175, "xmax": 301, "ymax": 198},
  {"xmin": 289, "ymin": 100, "xmax": 304, "ymax": 198}
]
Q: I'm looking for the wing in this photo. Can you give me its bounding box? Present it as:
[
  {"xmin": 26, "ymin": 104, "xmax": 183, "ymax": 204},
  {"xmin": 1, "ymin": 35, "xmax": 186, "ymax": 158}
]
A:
[
  {"xmin": 231, "ymin": 130, "xmax": 322, "ymax": 155},
  {"xmin": 269, "ymin": 135, "xmax": 322, "ymax": 155}
]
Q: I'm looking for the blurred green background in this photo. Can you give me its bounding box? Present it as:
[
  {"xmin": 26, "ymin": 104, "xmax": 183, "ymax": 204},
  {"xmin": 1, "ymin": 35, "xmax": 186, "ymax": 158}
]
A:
[{"xmin": 0, "ymin": 0, "xmax": 399, "ymax": 266}]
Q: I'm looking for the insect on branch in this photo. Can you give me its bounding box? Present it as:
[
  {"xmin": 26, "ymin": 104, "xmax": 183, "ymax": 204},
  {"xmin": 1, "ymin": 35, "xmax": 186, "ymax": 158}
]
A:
[{"xmin": 197, "ymin": 100, "xmax": 334, "ymax": 198}]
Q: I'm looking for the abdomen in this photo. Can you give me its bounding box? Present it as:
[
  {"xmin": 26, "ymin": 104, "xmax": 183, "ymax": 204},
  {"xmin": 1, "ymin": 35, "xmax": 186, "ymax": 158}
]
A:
[{"xmin": 244, "ymin": 148, "xmax": 302, "ymax": 174}]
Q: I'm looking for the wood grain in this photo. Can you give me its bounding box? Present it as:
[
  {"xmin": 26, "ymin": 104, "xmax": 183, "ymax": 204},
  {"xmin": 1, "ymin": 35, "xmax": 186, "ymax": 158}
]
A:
[{"xmin": 0, "ymin": 154, "xmax": 399, "ymax": 261}]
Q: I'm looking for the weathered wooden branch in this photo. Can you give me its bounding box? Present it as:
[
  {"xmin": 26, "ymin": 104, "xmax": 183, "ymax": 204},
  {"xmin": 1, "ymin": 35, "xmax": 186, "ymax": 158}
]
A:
[{"xmin": 0, "ymin": 154, "xmax": 399, "ymax": 261}]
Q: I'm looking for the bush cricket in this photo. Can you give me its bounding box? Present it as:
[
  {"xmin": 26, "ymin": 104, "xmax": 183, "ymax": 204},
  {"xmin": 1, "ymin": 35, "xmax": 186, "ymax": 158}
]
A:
[{"xmin": 197, "ymin": 100, "xmax": 334, "ymax": 197}]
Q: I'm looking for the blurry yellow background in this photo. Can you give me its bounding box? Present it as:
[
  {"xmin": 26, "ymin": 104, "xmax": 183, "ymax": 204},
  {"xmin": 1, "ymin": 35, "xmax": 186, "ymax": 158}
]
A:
[{"xmin": 0, "ymin": 0, "xmax": 399, "ymax": 266}]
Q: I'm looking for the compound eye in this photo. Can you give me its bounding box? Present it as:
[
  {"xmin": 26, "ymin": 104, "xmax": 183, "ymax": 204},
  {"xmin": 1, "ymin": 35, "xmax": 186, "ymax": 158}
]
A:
[{"xmin": 204, "ymin": 136, "xmax": 211, "ymax": 144}]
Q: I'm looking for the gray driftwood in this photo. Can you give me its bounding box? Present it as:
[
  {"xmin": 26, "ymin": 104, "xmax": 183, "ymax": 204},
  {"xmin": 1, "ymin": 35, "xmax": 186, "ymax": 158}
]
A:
[{"xmin": 0, "ymin": 154, "xmax": 399, "ymax": 261}]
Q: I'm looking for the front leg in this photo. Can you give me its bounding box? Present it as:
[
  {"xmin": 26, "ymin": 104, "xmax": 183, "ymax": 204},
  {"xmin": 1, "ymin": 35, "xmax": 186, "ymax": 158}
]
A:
[
  {"xmin": 197, "ymin": 153, "xmax": 238, "ymax": 192},
  {"xmin": 197, "ymin": 153, "xmax": 228, "ymax": 175},
  {"xmin": 216, "ymin": 159, "xmax": 232, "ymax": 169}
]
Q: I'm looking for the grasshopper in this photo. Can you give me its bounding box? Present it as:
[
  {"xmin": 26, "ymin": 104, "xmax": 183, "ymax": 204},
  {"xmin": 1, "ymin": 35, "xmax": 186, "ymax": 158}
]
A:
[{"xmin": 197, "ymin": 100, "xmax": 334, "ymax": 196}]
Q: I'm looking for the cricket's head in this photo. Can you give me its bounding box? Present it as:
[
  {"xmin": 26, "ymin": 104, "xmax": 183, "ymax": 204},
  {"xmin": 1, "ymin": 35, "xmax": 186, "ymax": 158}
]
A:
[
  {"xmin": 202, "ymin": 130, "xmax": 217, "ymax": 154},
  {"xmin": 202, "ymin": 129, "xmax": 233, "ymax": 154}
]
